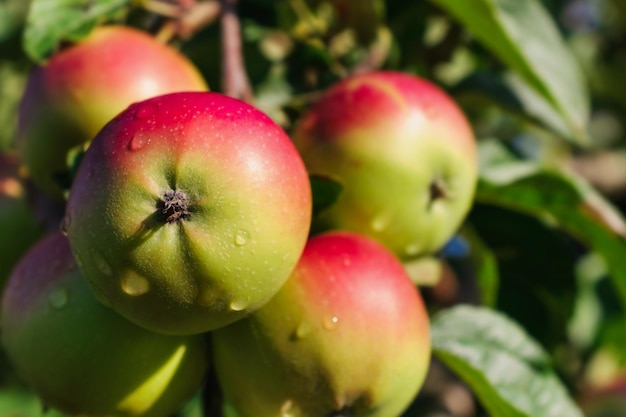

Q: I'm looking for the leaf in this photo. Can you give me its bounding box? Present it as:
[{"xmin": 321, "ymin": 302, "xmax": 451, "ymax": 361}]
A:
[
  {"xmin": 458, "ymin": 225, "xmax": 499, "ymax": 308},
  {"xmin": 432, "ymin": 305, "xmax": 584, "ymax": 417},
  {"xmin": 0, "ymin": 0, "xmax": 31, "ymax": 43},
  {"xmin": 23, "ymin": 0, "xmax": 131, "ymax": 63},
  {"xmin": 452, "ymin": 72, "xmax": 581, "ymax": 141},
  {"xmin": 310, "ymin": 174, "xmax": 343, "ymax": 218},
  {"xmin": 430, "ymin": 0, "xmax": 590, "ymax": 144},
  {"xmin": 469, "ymin": 204, "xmax": 578, "ymax": 349},
  {"xmin": 476, "ymin": 152, "xmax": 626, "ymax": 318}
]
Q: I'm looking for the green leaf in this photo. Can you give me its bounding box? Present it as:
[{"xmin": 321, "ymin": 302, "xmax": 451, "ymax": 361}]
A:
[
  {"xmin": 0, "ymin": 0, "xmax": 31, "ymax": 43},
  {"xmin": 310, "ymin": 174, "xmax": 343, "ymax": 218},
  {"xmin": 432, "ymin": 305, "xmax": 584, "ymax": 417},
  {"xmin": 458, "ymin": 225, "xmax": 499, "ymax": 308},
  {"xmin": 430, "ymin": 0, "xmax": 590, "ymax": 144},
  {"xmin": 476, "ymin": 147, "xmax": 626, "ymax": 321},
  {"xmin": 469, "ymin": 204, "xmax": 578, "ymax": 349},
  {"xmin": 23, "ymin": 0, "xmax": 131, "ymax": 63}
]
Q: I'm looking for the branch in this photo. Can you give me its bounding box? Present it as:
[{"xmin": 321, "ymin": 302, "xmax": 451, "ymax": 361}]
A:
[{"xmin": 220, "ymin": 0, "xmax": 253, "ymax": 102}]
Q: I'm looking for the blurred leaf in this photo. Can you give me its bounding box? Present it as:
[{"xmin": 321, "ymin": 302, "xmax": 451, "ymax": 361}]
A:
[
  {"xmin": 23, "ymin": 0, "xmax": 131, "ymax": 63},
  {"xmin": 476, "ymin": 147, "xmax": 626, "ymax": 324},
  {"xmin": 432, "ymin": 305, "xmax": 584, "ymax": 417},
  {"xmin": 459, "ymin": 225, "xmax": 499, "ymax": 307},
  {"xmin": 430, "ymin": 0, "xmax": 590, "ymax": 144},
  {"xmin": 310, "ymin": 174, "xmax": 343, "ymax": 218},
  {"xmin": 0, "ymin": 62, "xmax": 28, "ymax": 151},
  {"xmin": 453, "ymin": 72, "xmax": 581, "ymax": 141},
  {"xmin": 0, "ymin": 0, "xmax": 31, "ymax": 43},
  {"xmin": 470, "ymin": 204, "xmax": 579, "ymax": 349},
  {"xmin": 0, "ymin": 387, "xmax": 69, "ymax": 417}
]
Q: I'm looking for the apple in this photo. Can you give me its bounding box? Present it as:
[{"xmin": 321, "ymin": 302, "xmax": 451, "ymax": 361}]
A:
[
  {"xmin": 17, "ymin": 25, "xmax": 208, "ymax": 200},
  {"xmin": 212, "ymin": 231, "xmax": 431, "ymax": 417},
  {"xmin": 64, "ymin": 91, "xmax": 312, "ymax": 335},
  {"xmin": 580, "ymin": 377, "xmax": 626, "ymax": 417},
  {"xmin": 0, "ymin": 231, "xmax": 208, "ymax": 417},
  {"xmin": 292, "ymin": 70, "xmax": 477, "ymax": 259},
  {"xmin": 0, "ymin": 152, "xmax": 42, "ymax": 290}
]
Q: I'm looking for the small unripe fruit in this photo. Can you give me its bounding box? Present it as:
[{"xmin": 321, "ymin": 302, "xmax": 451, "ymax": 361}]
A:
[
  {"xmin": 212, "ymin": 231, "xmax": 431, "ymax": 417},
  {"xmin": 1, "ymin": 231, "xmax": 208, "ymax": 417}
]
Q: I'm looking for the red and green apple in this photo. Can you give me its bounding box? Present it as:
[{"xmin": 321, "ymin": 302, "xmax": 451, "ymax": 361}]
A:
[
  {"xmin": 212, "ymin": 231, "xmax": 431, "ymax": 417},
  {"xmin": 64, "ymin": 91, "xmax": 312, "ymax": 335},
  {"xmin": 1, "ymin": 231, "xmax": 208, "ymax": 417},
  {"xmin": 292, "ymin": 70, "xmax": 478, "ymax": 259},
  {"xmin": 17, "ymin": 25, "xmax": 208, "ymax": 199}
]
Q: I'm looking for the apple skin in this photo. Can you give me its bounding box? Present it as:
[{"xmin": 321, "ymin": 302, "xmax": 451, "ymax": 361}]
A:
[
  {"xmin": 64, "ymin": 91, "xmax": 312, "ymax": 335},
  {"xmin": 212, "ymin": 231, "xmax": 431, "ymax": 417},
  {"xmin": 0, "ymin": 231, "xmax": 208, "ymax": 417},
  {"xmin": 580, "ymin": 378, "xmax": 626, "ymax": 417},
  {"xmin": 0, "ymin": 152, "xmax": 42, "ymax": 289},
  {"xmin": 17, "ymin": 25, "xmax": 208, "ymax": 200},
  {"xmin": 292, "ymin": 71, "xmax": 477, "ymax": 259}
]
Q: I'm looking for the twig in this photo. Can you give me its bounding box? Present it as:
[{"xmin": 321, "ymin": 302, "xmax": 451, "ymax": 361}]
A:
[
  {"xmin": 143, "ymin": 0, "xmax": 222, "ymax": 43},
  {"xmin": 220, "ymin": 0, "xmax": 253, "ymax": 102}
]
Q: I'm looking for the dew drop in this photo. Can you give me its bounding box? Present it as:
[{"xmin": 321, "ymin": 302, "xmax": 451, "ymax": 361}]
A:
[
  {"xmin": 128, "ymin": 134, "xmax": 148, "ymax": 151},
  {"xmin": 234, "ymin": 229, "xmax": 249, "ymax": 246},
  {"xmin": 60, "ymin": 213, "xmax": 71, "ymax": 234},
  {"xmin": 280, "ymin": 399, "xmax": 295, "ymax": 417},
  {"xmin": 229, "ymin": 299, "xmax": 248, "ymax": 311},
  {"xmin": 48, "ymin": 287, "xmax": 69, "ymax": 309},
  {"xmin": 405, "ymin": 243, "xmax": 421, "ymax": 257},
  {"xmin": 294, "ymin": 322, "xmax": 312, "ymax": 339},
  {"xmin": 370, "ymin": 213, "xmax": 391, "ymax": 232},
  {"xmin": 121, "ymin": 275, "xmax": 150, "ymax": 296},
  {"xmin": 134, "ymin": 104, "xmax": 156, "ymax": 119},
  {"xmin": 323, "ymin": 315, "xmax": 339, "ymax": 331},
  {"xmin": 93, "ymin": 252, "xmax": 113, "ymax": 277}
]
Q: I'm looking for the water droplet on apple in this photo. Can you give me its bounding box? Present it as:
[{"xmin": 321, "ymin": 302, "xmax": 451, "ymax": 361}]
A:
[
  {"xmin": 280, "ymin": 399, "xmax": 295, "ymax": 417},
  {"xmin": 294, "ymin": 322, "xmax": 312, "ymax": 339},
  {"xmin": 128, "ymin": 134, "xmax": 148, "ymax": 151},
  {"xmin": 93, "ymin": 252, "xmax": 113, "ymax": 277},
  {"xmin": 405, "ymin": 243, "xmax": 421, "ymax": 256},
  {"xmin": 371, "ymin": 212, "xmax": 391, "ymax": 232},
  {"xmin": 229, "ymin": 299, "xmax": 248, "ymax": 311},
  {"xmin": 121, "ymin": 274, "xmax": 150, "ymax": 296},
  {"xmin": 48, "ymin": 287, "xmax": 69, "ymax": 309},
  {"xmin": 234, "ymin": 229, "xmax": 249, "ymax": 246},
  {"xmin": 60, "ymin": 213, "xmax": 71, "ymax": 234},
  {"xmin": 323, "ymin": 315, "xmax": 339, "ymax": 331},
  {"xmin": 134, "ymin": 104, "xmax": 157, "ymax": 119}
]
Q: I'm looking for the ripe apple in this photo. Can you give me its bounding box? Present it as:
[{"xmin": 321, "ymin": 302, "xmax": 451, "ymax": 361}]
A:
[
  {"xmin": 292, "ymin": 71, "xmax": 477, "ymax": 259},
  {"xmin": 0, "ymin": 152, "xmax": 42, "ymax": 289},
  {"xmin": 0, "ymin": 231, "xmax": 208, "ymax": 417},
  {"xmin": 17, "ymin": 25, "xmax": 208, "ymax": 200},
  {"xmin": 64, "ymin": 91, "xmax": 312, "ymax": 335},
  {"xmin": 212, "ymin": 231, "xmax": 431, "ymax": 417}
]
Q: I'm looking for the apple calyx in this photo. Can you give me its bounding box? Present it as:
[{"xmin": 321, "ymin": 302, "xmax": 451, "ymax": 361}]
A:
[
  {"xmin": 159, "ymin": 190, "xmax": 192, "ymax": 224},
  {"xmin": 429, "ymin": 178, "xmax": 449, "ymax": 207}
]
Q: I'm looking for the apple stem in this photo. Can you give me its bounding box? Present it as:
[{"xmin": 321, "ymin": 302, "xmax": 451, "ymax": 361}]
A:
[{"xmin": 220, "ymin": 0, "xmax": 253, "ymax": 102}]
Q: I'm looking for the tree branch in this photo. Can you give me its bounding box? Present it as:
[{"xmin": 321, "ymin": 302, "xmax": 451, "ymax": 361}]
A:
[{"xmin": 220, "ymin": 0, "xmax": 253, "ymax": 102}]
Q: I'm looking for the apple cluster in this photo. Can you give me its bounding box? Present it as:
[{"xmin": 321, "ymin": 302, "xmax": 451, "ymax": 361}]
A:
[{"xmin": 0, "ymin": 24, "xmax": 477, "ymax": 417}]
